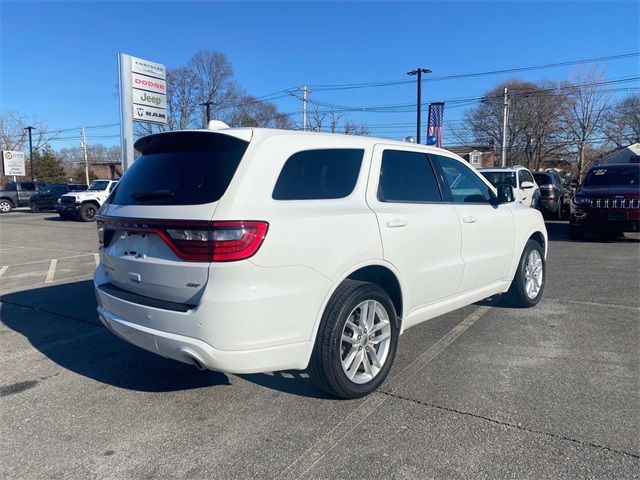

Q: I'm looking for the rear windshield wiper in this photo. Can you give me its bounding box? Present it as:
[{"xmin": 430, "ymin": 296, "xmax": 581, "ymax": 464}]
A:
[{"xmin": 131, "ymin": 189, "xmax": 175, "ymax": 201}]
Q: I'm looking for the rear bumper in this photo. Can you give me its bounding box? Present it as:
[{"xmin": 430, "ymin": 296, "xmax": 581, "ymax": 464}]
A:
[
  {"xmin": 94, "ymin": 260, "xmax": 331, "ymax": 373},
  {"xmin": 97, "ymin": 306, "xmax": 311, "ymax": 373}
]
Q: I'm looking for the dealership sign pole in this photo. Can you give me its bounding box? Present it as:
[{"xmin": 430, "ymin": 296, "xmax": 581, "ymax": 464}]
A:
[{"xmin": 118, "ymin": 53, "xmax": 167, "ymax": 172}]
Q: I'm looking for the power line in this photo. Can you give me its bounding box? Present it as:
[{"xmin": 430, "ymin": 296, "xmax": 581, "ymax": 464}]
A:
[{"xmin": 307, "ymin": 52, "xmax": 640, "ymax": 91}]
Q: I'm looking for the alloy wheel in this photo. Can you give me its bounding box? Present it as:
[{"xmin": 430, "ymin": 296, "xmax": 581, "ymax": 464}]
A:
[
  {"xmin": 340, "ymin": 300, "xmax": 392, "ymax": 384},
  {"xmin": 524, "ymin": 249, "xmax": 543, "ymax": 299}
]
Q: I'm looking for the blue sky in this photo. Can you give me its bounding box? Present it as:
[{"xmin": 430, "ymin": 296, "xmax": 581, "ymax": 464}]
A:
[{"xmin": 1, "ymin": 0, "xmax": 639, "ymax": 148}]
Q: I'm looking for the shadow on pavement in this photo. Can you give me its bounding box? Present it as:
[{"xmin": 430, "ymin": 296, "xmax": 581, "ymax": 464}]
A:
[
  {"xmin": 1, "ymin": 280, "xmax": 229, "ymax": 393},
  {"xmin": 545, "ymin": 220, "xmax": 639, "ymax": 243},
  {"xmin": 1, "ymin": 280, "xmax": 329, "ymax": 397}
]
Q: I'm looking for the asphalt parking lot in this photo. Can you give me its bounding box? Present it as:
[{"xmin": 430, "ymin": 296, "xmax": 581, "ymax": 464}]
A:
[{"xmin": 1, "ymin": 210, "xmax": 639, "ymax": 479}]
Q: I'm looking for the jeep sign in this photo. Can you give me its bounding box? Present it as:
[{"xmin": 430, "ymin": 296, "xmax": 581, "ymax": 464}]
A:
[
  {"xmin": 119, "ymin": 53, "xmax": 168, "ymax": 171},
  {"xmin": 2, "ymin": 150, "xmax": 26, "ymax": 176}
]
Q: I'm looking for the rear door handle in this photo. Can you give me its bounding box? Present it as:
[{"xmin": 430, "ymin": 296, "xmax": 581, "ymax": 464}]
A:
[
  {"xmin": 463, "ymin": 216, "xmax": 478, "ymax": 224},
  {"xmin": 386, "ymin": 219, "xmax": 408, "ymax": 228}
]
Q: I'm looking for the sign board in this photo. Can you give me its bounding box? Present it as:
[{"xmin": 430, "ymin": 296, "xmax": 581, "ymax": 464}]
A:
[
  {"xmin": 133, "ymin": 105, "xmax": 168, "ymax": 123},
  {"xmin": 2, "ymin": 150, "xmax": 26, "ymax": 176},
  {"xmin": 131, "ymin": 56, "xmax": 166, "ymax": 80},
  {"xmin": 119, "ymin": 53, "xmax": 168, "ymax": 172}
]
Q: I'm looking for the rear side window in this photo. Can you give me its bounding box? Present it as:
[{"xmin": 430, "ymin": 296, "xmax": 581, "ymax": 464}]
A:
[
  {"xmin": 21, "ymin": 182, "xmax": 36, "ymax": 191},
  {"xmin": 112, "ymin": 132, "xmax": 248, "ymax": 206},
  {"xmin": 377, "ymin": 150, "xmax": 441, "ymax": 202},
  {"xmin": 533, "ymin": 173, "xmax": 552, "ymax": 185},
  {"xmin": 272, "ymin": 149, "xmax": 364, "ymax": 200}
]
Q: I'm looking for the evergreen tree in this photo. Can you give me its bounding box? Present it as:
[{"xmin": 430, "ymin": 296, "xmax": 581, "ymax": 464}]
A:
[{"xmin": 33, "ymin": 146, "xmax": 66, "ymax": 183}]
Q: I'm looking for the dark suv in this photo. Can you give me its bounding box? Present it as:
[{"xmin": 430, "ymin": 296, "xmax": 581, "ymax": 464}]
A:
[
  {"xmin": 533, "ymin": 171, "xmax": 571, "ymax": 219},
  {"xmin": 29, "ymin": 183, "xmax": 88, "ymax": 212},
  {"xmin": 570, "ymin": 163, "xmax": 640, "ymax": 239}
]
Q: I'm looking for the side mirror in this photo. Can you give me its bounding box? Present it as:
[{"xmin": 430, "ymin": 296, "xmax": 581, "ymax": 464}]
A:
[
  {"xmin": 496, "ymin": 184, "xmax": 515, "ymax": 203},
  {"xmin": 521, "ymin": 181, "xmax": 534, "ymax": 189}
]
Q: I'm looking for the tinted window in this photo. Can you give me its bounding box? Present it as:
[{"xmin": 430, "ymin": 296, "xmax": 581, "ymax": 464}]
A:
[
  {"xmin": 21, "ymin": 182, "xmax": 36, "ymax": 191},
  {"xmin": 481, "ymin": 171, "xmax": 516, "ymax": 188},
  {"xmin": 533, "ymin": 173, "xmax": 552, "ymax": 185},
  {"xmin": 435, "ymin": 155, "xmax": 492, "ymax": 203},
  {"xmin": 377, "ymin": 150, "xmax": 441, "ymax": 202},
  {"xmin": 51, "ymin": 186, "xmax": 68, "ymax": 195},
  {"xmin": 3, "ymin": 182, "xmax": 17, "ymax": 191},
  {"xmin": 272, "ymin": 149, "xmax": 363, "ymax": 200},
  {"xmin": 112, "ymin": 132, "xmax": 248, "ymax": 206},
  {"xmin": 584, "ymin": 166, "xmax": 640, "ymax": 187}
]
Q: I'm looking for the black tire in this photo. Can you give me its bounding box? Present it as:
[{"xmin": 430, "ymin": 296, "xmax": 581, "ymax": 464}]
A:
[
  {"xmin": 569, "ymin": 224, "xmax": 584, "ymax": 240},
  {"xmin": 30, "ymin": 201, "xmax": 40, "ymax": 213},
  {"xmin": 79, "ymin": 203, "xmax": 98, "ymax": 222},
  {"xmin": 502, "ymin": 239, "xmax": 545, "ymax": 308},
  {"xmin": 0, "ymin": 199, "xmax": 13, "ymax": 213},
  {"xmin": 309, "ymin": 280, "xmax": 399, "ymax": 399}
]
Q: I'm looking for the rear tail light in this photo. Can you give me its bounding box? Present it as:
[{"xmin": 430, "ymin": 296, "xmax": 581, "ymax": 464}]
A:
[{"xmin": 97, "ymin": 218, "xmax": 268, "ymax": 262}]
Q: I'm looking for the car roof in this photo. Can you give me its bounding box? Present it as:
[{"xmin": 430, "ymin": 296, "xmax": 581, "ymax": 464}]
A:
[
  {"xmin": 136, "ymin": 127, "xmax": 464, "ymax": 159},
  {"xmin": 478, "ymin": 165, "xmax": 529, "ymax": 172}
]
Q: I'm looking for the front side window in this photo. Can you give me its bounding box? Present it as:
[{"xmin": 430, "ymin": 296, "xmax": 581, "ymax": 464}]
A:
[
  {"xmin": 435, "ymin": 155, "xmax": 492, "ymax": 203},
  {"xmin": 272, "ymin": 149, "xmax": 364, "ymax": 200},
  {"xmin": 21, "ymin": 182, "xmax": 36, "ymax": 191},
  {"xmin": 88, "ymin": 180, "xmax": 110, "ymax": 191},
  {"xmin": 377, "ymin": 150, "xmax": 441, "ymax": 203}
]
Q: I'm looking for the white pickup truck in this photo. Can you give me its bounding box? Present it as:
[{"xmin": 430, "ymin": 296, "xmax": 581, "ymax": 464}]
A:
[{"xmin": 56, "ymin": 179, "xmax": 118, "ymax": 221}]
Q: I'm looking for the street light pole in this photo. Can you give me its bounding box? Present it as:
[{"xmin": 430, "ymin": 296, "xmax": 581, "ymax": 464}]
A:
[
  {"xmin": 501, "ymin": 87, "xmax": 509, "ymax": 168},
  {"xmin": 200, "ymin": 101, "xmax": 214, "ymax": 126},
  {"xmin": 407, "ymin": 68, "xmax": 431, "ymax": 143},
  {"xmin": 25, "ymin": 126, "xmax": 35, "ymax": 181}
]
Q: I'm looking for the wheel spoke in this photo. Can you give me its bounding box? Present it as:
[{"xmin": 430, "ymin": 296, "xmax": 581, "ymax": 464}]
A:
[
  {"xmin": 343, "ymin": 346, "xmax": 359, "ymax": 371},
  {"xmin": 346, "ymin": 350, "xmax": 364, "ymax": 380},
  {"xmin": 370, "ymin": 331, "xmax": 390, "ymax": 345},
  {"xmin": 362, "ymin": 352, "xmax": 373, "ymax": 376},
  {"xmin": 368, "ymin": 347, "xmax": 382, "ymax": 368},
  {"xmin": 359, "ymin": 302, "xmax": 369, "ymax": 329},
  {"xmin": 345, "ymin": 319, "xmax": 362, "ymax": 335},
  {"xmin": 370, "ymin": 318, "xmax": 389, "ymax": 335},
  {"xmin": 342, "ymin": 333, "xmax": 357, "ymax": 345},
  {"xmin": 365, "ymin": 301, "xmax": 376, "ymax": 330}
]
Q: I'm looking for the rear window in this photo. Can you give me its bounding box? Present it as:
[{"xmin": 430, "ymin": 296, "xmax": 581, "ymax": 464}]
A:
[
  {"xmin": 533, "ymin": 173, "xmax": 552, "ymax": 185},
  {"xmin": 112, "ymin": 132, "xmax": 248, "ymax": 206},
  {"xmin": 272, "ymin": 149, "xmax": 364, "ymax": 200}
]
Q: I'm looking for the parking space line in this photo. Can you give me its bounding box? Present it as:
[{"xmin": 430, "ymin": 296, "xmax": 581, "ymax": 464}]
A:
[
  {"xmin": 0, "ymin": 265, "xmax": 7, "ymax": 278},
  {"xmin": 94, "ymin": 253, "xmax": 100, "ymax": 266},
  {"xmin": 0, "ymin": 253, "xmax": 95, "ymax": 269},
  {"xmin": 45, "ymin": 259, "xmax": 58, "ymax": 284},
  {"xmin": 278, "ymin": 306, "xmax": 491, "ymax": 480},
  {"xmin": 545, "ymin": 297, "xmax": 639, "ymax": 311}
]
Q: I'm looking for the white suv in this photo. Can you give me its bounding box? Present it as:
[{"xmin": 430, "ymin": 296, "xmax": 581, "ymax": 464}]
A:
[
  {"xmin": 94, "ymin": 126, "xmax": 547, "ymax": 398},
  {"xmin": 479, "ymin": 166, "xmax": 541, "ymax": 209}
]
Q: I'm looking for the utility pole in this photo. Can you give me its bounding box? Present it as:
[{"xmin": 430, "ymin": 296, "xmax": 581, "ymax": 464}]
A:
[
  {"xmin": 300, "ymin": 86, "xmax": 310, "ymax": 131},
  {"xmin": 407, "ymin": 68, "xmax": 431, "ymax": 143},
  {"xmin": 81, "ymin": 127, "xmax": 90, "ymax": 186},
  {"xmin": 501, "ymin": 87, "xmax": 509, "ymax": 168},
  {"xmin": 200, "ymin": 101, "xmax": 214, "ymax": 126},
  {"xmin": 24, "ymin": 126, "xmax": 35, "ymax": 181}
]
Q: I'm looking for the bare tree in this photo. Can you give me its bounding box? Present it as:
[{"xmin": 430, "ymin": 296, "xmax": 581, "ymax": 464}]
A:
[
  {"xmin": 305, "ymin": 104, "xmax": 369, "ymax": 135},
  {"xmin": 601, "ymin": 93, "xmax": 640, "ymax": 148},
  {"xmin": 228, "ymin": 95, "xmax": 291, "ymax": 129},
  {"xmin": 561, "ymin": 68, "xmax": 611, "ymax": 179},
  {"xmin": 0, "ymin": 111, "xmax": 49, "ymax": 151}
]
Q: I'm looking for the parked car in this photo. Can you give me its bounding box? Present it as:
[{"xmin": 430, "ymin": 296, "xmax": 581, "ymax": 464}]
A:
[
  {"xmin": 533, "ymin": 171, "xmax": 572, "ymax": 219},
  {"xmin": 570, "ymin": 163, "xmax": 640, "ymax": 239},
  {"xmin": 0, "ymin": 181, "xmax": 46, "ymax": 213},
  {"xmin": 56, "ymin": 179, "xmax": 118, "ymax": 221},
  {"xmin": 478, "ymin": 166, "xmax": 541, "ymax": 209},
  {"xmin": 29, "ymin": 183, "xmax": 88, "ymax": 212},
  {"xmin": 94, "ymin": 126, "xmax": 547, "ymax": 399}
]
